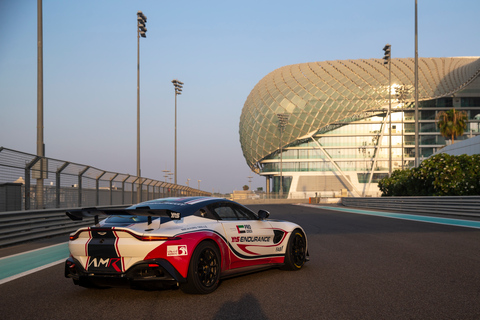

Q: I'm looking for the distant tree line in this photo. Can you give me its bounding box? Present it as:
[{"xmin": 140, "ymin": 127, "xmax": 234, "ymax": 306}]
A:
[{"xmin": 378, "ymin": 154, "xmax": 480, "ymax": 196}]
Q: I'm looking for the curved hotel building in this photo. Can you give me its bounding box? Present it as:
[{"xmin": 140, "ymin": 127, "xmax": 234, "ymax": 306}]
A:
[{"xmin": 240, "ymin": 57, "xmax": 480, "ymax": 197}]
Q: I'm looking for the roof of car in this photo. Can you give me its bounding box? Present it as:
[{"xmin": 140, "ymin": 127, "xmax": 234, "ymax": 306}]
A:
[{"xmin": 128, "ymin": 196, "xmax": 232, "ymax": 216}]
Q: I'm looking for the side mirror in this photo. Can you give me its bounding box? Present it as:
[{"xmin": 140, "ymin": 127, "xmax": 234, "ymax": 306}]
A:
[{"xmin": 258, "ymin": 210, "xmax": 270, "ymax": 220}]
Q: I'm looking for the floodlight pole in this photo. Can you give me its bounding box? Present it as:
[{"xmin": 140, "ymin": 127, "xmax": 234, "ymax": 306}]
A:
[
  {"xmin": 276, "ymin": 113, "xmax": 289, "ymax": 198},
  {"xmin": 388, "ymin": 55, "xmax": 392, "ymax": 176},
  {"xmin": 36, "ymin": 0, "xmax": 45, "ymax": 209},
  {"xmin": 396, "ymin": 85, "xmax": 410, "ymax": 171},
  {"xmin": 383, "ymin": 44, "xmax": 392, "ymax": 176},
  {"xmin": 172, "ymin": 79, "xmax": 184, "ymax": 185},
  {"xmin": 414, "ymin": 0, "xmax": 419, "ymax": 167},
  {"xmin": 136, "ymin": 11, "xmax": 147, "ymax": 202}
]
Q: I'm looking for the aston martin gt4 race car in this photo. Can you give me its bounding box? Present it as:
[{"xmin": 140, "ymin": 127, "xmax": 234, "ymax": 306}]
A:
[{"xmin": 65, "ymin": 196, "xmax": 308, "ymax": 294}]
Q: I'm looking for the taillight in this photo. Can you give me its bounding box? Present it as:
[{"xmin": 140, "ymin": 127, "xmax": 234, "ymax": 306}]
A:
[
  {"xmin": 136, "ymin": 235, "xmax": 180, "ymax": 241},
  {"xmin": 69, "ymin": 231, "xmax": 81, "ymax": 241},
  {"xmin": 68, "ymin": 228, "xmax": 180, "ymax": 242}
]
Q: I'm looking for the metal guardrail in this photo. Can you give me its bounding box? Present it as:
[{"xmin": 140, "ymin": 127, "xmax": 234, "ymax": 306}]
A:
[
  {"xmin": 342, "ymin": 196, "xmax": 480, "ymax": 218},
  {"xmin": 0, "ymin": 205, "xmax": 127, "ymax": 247}
]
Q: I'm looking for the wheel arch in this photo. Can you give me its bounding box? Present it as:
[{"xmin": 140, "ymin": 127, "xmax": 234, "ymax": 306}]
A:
[
  {"xmin": 181, "ymin": 238, "xmax": 223, "ymax": 294},
  {"xmin": 290, "ymin": 227, "xmax": 308, "ymax": 250},
  {"xmin": 188, "ymin": 235, "xmax": 228, "ymax": 273},
  {"xmin": 282, "ymin": 227, "xmax": 308, "ymax": 270}
]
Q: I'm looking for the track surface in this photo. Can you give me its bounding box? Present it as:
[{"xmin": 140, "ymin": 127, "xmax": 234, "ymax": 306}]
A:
[{"xmin": 1, "ymin": 204, "xmax": 480, "ymax": 319}]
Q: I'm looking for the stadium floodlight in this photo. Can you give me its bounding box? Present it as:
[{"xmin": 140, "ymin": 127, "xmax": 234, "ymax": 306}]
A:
[
  {"xmin": 137, "ymin": 11, "xmax": 147, "ymax": 38},
  {"xmin": 383, "ymin": 44, "xmax": 391, "ymax": 65}
]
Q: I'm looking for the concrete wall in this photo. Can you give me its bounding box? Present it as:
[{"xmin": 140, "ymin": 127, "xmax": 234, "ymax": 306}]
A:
[{"xmin": 236, "ymin": 197, "xmax": 340, "ymax": 206}]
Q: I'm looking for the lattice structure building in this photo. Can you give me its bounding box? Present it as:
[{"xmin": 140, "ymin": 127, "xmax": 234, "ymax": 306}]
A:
[{"xmin": 240, "ymin": 57, "xmax": 480, "ymax": 197}]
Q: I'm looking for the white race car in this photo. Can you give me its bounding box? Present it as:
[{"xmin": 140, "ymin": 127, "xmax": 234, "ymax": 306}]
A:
[{"xmin": 65, "ymin": 196, "xmax": 308, "ymax": 294}]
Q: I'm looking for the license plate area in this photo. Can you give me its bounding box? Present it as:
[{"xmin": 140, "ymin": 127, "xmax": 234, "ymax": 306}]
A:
[{"xmin": 86, "ymin": 257, "xmax": 123, "ymax": 273}]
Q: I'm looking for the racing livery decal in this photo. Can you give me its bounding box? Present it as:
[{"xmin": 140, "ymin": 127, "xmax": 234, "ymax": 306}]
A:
[
  {"xmin": 231, "ymin": 236, "xmax": 271, "ymax": 243},
  {"xmin": 85, "ymin": 228, "xmax": 123, "ymax": 273},
  {"xmin": 167, "ymin": 245, "xmax": 188, "ymax": 256},
  {"xmin": 87, "ymin": 257, "xmax": 123, "ymax": 272},
  {"xmin": 236, "ymin": 225, "xmax": 252, "ymax": 233}
]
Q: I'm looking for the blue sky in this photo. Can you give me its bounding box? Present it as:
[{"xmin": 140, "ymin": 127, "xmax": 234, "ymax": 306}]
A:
[{"xmin": 1, "ymin": 0, "xmax": 479, "ymax": 194}]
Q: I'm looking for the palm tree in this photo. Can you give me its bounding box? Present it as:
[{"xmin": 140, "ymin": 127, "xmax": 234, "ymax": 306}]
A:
[{"xmin": 435, "ymin": 108, "xmax": 468, "ymax": 143}]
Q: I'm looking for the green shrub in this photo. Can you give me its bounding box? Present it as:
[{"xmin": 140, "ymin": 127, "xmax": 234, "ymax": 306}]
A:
[{"xmin": 378, "ymin": 154, "xmax": 480, "ymax": 196}]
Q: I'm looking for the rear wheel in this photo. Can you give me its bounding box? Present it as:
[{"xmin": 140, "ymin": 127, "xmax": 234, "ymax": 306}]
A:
[
  {"xmin": 283, "ymin": 229, "xmax": 306, "ymax": 270},
  {"xmin": 180, "ymin": 241, "xmax": 221, "ymax": 294}
]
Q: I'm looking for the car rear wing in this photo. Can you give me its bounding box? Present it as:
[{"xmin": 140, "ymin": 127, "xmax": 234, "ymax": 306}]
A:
[{"xmin": 66, "ymin": 206, "xmax": 181, "ymax": 225}]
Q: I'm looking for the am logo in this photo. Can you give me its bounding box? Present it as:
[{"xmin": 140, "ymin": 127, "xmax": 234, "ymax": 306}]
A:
[{"xmin": 87, "ymin": 257, "xmax": 122, "ymax": 272}]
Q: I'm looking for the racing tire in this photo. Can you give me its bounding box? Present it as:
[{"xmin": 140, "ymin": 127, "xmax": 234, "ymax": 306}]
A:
[
  {"xmin": 180, "ymin": 241, "xmax": 221, "ymax": 294},
  {"xmin": 282, "ymin": 229, "xmax": 306, "ymax": 271}
]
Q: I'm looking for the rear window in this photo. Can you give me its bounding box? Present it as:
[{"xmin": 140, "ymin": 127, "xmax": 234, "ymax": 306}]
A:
[{"xmin": 103, "ymin": 215, "xmax": 163, "ymax": 226}]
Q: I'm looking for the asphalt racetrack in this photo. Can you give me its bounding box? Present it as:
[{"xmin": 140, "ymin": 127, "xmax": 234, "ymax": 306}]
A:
[{"xmin": 1, "ymin": 204, "xmax": 480, "ymax": 319}]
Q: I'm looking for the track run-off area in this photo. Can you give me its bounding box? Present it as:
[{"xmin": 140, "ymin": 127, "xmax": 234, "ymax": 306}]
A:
[{"xmin": 1, "ymin": 204, "xmax": 480, "ymax": 319}]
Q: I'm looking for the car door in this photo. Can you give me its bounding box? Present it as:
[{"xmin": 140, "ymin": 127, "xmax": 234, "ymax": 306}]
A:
[{"xmin": 210, "ymin": 202, "xmax": 276, "ymax": 269}]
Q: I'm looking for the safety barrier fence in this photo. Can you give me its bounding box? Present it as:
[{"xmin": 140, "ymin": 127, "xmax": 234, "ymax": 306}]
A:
[
  {"xmin": 341, "ymin": 196, "xmax": 480, "ymax": 217},
  {"xmin": 0, "ymin": 147, "xmax": 210, "ymax": 212}
]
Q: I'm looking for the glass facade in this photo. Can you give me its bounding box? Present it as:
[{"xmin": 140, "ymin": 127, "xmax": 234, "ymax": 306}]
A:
[{"xmin": 240, "ymin": 57, "xmax": 480, "ymax": 197}]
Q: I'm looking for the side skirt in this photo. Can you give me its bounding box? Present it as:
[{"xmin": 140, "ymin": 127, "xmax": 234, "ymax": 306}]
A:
[{"xmin": 220, "ymin": 263, "xmax": 283, "ymax": 280}]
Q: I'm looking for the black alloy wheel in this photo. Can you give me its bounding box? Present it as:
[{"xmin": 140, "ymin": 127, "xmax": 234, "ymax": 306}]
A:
[
  {"xmin": 181, "ymin": 241, "xmax": 221, "ymax": 294},
  {"xmin": 197, "ymin": 247, "xmax": 218, "ymax": 287},
  {"xmin": 283, "ymin": 229, "xmax": 306, "ymax": 270}
]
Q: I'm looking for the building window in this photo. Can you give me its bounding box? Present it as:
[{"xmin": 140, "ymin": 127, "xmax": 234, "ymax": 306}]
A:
[{"xmin": 461, "ymin": 97, "xmax": 480, "ymax": 107}]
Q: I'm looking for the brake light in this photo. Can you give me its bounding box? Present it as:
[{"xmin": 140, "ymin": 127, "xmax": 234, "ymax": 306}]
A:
[
  {"xmin": 68, "ymin": 228, "xmax": 180, "ymax": 241},
  {"xmin": 135, "ymin": 235, "xmax": 180, "ymax": 241},
  {"xmin": 69, "ymin": 232, "xmax": 81, "ymax": 241}
]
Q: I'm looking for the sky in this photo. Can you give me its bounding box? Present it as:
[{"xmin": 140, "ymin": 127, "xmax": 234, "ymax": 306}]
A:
[{"xmin": 1, "ymin": 0, "xmax": 480, "ymax": 194}]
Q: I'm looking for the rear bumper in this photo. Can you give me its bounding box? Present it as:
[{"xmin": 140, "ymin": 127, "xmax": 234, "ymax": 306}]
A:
[{"xmin": 65, "ymin": 257, "xmax": 187, "ymax": 287}]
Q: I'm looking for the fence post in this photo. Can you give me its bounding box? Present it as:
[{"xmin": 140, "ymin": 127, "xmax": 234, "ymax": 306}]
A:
[
  {"xmin": 121, "ymin": 175, "xmax": 129, "ymax": 205},
  {"xmin": 158, "ymin": 181, "xmax": 164, "ymax": 198},
  {"xmin": 140, "ymin": 178, "xmax": 146, "ymax": 202},
  {"xmin": 25, "ymin": 165, "xmax": 31, "ymax": 211},
  {"xmin": 144, "ymin": 180, "xmax": 149, "ymax": 201},
  {"xmin": 25, "ymin": 156, "xmax": 41, "ymax": 210},
  {"xmin": 55, "ymin": 162, "xmax": 69, "ymax": 208},
  {"xmin": 110, "ymin": 173, "xmax": 118, "ymax": 206},
  {"xmin": 132, "ymin": 177, "xmax": 139, "ymax": 204},
  {"xmin": 96, "ymin": 171, "xmax": 106, "ymax": 206},
  {"xmin": 78, "ymin": 166, "xmax": 90, "ymax": 207},
  {"xmin": 154, "ymin": 181, "xmax": 161, "ymax": 199},
  {"xmin": 148, "ymin": 180, "xmax": 156, "ymax": 200}
]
